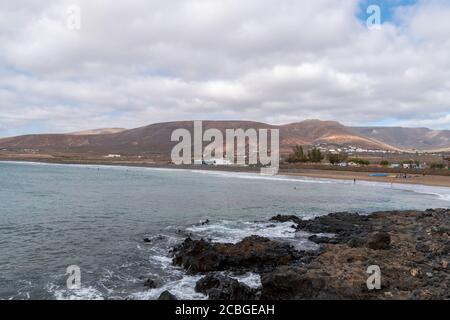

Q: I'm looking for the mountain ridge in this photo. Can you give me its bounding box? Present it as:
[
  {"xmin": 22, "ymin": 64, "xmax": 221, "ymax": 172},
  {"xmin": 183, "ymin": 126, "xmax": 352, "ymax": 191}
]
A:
[{"xmin": 1, "ymin": 120, "xmax": 449, "ymax": 154}]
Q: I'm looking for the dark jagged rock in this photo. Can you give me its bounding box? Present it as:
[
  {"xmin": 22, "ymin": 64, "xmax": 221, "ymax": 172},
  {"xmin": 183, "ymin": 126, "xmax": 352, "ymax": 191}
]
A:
[
  {"xmin": 366, "ymin": 232, "xmax": 391, "ymax": 250},
  {"xmin": 158, "ymin": 290, "xmax": 177, "ymax": 300},
  {"xmin": 272, "ymin": 212, "xmax": 378, "ymax": 248},
  {"xmin": 144, "ymin": 278, "xmax": 159, "ymax": 289},
  {"xmin": 172, "ymin": 235, "xmax": 300, "ymax": 273},
  {"xmin": 270, "ymin": 214, "xmax": 303, "ymax": 224},
  {"xmin": 260, "ymin": 266, "xmax": 328, "ymax": 300},
  {"xmin": 195, "ymin": 274, "xmax": 259, "ymax": 300},
  {"xmin": 308, "ymin": 235, "xmax": 338, "ymax": 244}
]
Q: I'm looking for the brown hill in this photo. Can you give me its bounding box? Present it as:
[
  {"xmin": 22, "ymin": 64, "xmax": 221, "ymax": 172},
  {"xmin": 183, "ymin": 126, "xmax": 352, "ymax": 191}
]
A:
[
  {"xmin": 68, "ymin": 128, "xmax": 126, "ymax": 135},
  {"xmin": 280, "ymin": 120, "xmax": 398, "ymax": 152},
  {"xmin": 0, "ymin": 120, "xmax": 442, "ymax": 156},
  {"xmin": 354, "ymin": 127, "xmax": 450, "ymax": 152}
]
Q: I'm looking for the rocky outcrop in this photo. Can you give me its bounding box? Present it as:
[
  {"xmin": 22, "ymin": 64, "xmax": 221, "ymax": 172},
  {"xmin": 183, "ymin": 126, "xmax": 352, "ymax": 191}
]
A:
[
  {"xmin": 170, "ymin": 209, "xmax": 450, "ymax": 300},
  {"xmin": 144, "ymin": 278, "xmax": 160, "ymax": 289},
  {"xmin": 195, "ymin": 274, "xmax": 259, "ymax": 300},
  {"xmin": 158, "ymin": 290, "xmax": 177, "ymax": 300},
  {"xmin": 262, "ymin": 209, "xmax": 450, "ymax": 300},
  {"xmin": 172, "ymin": 235, "xmax": 300, "ymax": 273},
  {"xmin": 366, "ymin": 232, "xmax": 391, "ymax": 250}
]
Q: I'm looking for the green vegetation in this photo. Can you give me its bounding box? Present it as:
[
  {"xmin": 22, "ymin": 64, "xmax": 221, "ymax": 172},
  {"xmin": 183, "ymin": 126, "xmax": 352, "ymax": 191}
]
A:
[
  {"xmin": 286, "ymin": 145, "xmax": 308, "ymax": 163},
  {"xmin": 286, "ymin": 145, "xmax": 324, "ymax": 163},
  {"xmin": 380, "ymin": 160, "xmax": 389, "ymax": 166},
  {"xmin": 430, "ymin": 163, "xmax": 447, "ymax": 170},
  {"xmin": 327, "ymin": 153, "xmax": 348, "ymax": 164},
  {"xmin": 307, "ymin": 147, "xmax": 324, "ymax": 163},
  {"xmin": 348, "ymin": 158, "xmax": 370, "ymax": 166},
  {"xmin": 401, "ymin": 160, "xmax": 420, "ymax": 166}
]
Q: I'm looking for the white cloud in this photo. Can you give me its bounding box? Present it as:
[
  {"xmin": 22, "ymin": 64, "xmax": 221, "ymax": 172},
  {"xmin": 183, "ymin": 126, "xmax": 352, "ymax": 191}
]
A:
[{"xmin": 0, "ymin": 0, "xmax": 449, "ymax": 136}]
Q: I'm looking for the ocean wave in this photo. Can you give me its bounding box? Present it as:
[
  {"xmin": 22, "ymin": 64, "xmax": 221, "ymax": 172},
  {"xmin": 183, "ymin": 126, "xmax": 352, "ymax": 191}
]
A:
[
  {"xmin": 185, "ymin": 219, "xmax": 320, "ymax": 251},
  {"xmin": 186, "ymin": 220, "xmax": 298, "ymax": 244},
  {"xmin": 129, "ymin": 275, "xmax": 206, "ymax": 300},
  {"xmin": 190, "ymin": 168, "xmax": 450, "ymax": 202},
  {"xmin": 226, "ymin": 272, "xmax": 261, "ymax": 289},
  {"xmin": 47, "ymin": 283, "xmax": 104, "ymax": 300},
  {"xmin": 193, "ymin": 170, "xmax": 334, "ymax": 184}
]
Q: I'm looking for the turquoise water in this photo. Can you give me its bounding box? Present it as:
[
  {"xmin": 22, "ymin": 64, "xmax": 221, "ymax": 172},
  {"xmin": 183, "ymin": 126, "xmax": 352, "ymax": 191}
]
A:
[{"xmin": 0, "ymin": 161, "xmax": 449, "ymax": 299}]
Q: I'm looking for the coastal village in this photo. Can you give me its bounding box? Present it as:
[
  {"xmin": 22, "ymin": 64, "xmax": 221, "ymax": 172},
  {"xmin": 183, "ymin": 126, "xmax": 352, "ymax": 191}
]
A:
[
  {"xmin": 183, "ymin": 143, "xmax": 450, "ymax": 172},
  {"xmin": 1, "ymin": 143, "xmax": 449, "ymax": 171}
]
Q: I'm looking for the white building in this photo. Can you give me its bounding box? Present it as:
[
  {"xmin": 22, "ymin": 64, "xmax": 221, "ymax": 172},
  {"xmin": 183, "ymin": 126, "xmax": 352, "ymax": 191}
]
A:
[
  {"xmin": 204, "ymin": 158, "xmax": 233, "ymax": 166},
  {"xmin": 194, "ymin": 158, "xmax": 233, "ymax": 166}
]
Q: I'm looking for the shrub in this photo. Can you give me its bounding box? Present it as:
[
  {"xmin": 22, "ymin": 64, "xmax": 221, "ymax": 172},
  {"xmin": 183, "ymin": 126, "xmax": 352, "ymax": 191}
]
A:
[
  {"xmin": 286, "ymin": 145, "xmax": 307, "ymax": 163},
  {"xmin": 430, "ymin": 163, "xmax": 446, "ymax": 170},
  {"xmin": 307, "ymin": 147, "xmax": 324, "ymax": 163},
  {"xmin": 328, "ymin": 153, "xmax": 348, "ymax": 164}
]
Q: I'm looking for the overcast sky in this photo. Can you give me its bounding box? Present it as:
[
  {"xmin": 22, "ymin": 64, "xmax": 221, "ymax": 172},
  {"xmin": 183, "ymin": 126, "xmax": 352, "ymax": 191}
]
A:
[{"xmin": 1, "ymin": 0, "xmax": 449, "ymax": 136}]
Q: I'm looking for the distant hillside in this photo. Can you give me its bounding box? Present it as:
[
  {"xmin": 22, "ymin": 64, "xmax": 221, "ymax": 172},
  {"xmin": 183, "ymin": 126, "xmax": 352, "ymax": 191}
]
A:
[
  {"xmin": 0, "ymin": 120, "xmax": 448, "ymax": 155},
  {"xmin": 68, "ymin": 128, "xmax": 126, "ymax": 135},
  {"xmin": 281, "ymin": 120, "xmax": 399, "ymax": 152},
  {"xmin": 354, "ymin": 127, "xmax": 450, "ymax": 152}
]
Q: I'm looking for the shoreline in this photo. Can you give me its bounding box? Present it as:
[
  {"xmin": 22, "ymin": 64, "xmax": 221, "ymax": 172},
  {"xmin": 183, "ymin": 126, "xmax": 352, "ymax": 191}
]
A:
[
  {"xmin": 1, "ymin": 157, "xmax": 450, "ymax": 188},
  {"xmin": 284, "ymin": 169, "xmax": 450, "ymax": 188}
]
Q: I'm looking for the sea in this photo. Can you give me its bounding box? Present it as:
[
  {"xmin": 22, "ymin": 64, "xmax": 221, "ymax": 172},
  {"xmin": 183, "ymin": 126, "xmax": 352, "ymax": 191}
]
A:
[{"xmin": 0, "ymin": 161, "xmax": 449, "ymax": 300}]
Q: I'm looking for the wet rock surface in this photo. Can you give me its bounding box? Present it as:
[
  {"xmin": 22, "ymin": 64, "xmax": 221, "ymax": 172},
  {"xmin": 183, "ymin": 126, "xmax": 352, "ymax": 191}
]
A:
[
  {"xmin": 143, "ymin": 278, "xmax": 160, "ymax": 289},
  {"xmin": 172, "ymin": 235, "xmax": 300, "ymax": 273},
  {"xmin": 195, "ymin": 274, "xmax": 259, "ymax": 300},
  {"xmin": 158, "ymin": 290, "xmax": 177, "ymax": 300},
  {"xmin": 171, "ymin": 209, "xmax": 450, "ymax": 300}
]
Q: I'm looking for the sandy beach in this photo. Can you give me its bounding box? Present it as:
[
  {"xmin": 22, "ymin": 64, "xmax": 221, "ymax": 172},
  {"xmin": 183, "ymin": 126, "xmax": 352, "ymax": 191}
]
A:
[{"xmin": 282, "ymin": 169, "xmax": 450, "ymax": 188}]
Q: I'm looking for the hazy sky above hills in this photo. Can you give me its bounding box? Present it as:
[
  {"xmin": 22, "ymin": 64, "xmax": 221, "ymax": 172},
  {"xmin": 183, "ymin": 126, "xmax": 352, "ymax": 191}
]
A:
[{"xmin": 1, "ymin": 0, "xmax": 449, "ymax": 136}]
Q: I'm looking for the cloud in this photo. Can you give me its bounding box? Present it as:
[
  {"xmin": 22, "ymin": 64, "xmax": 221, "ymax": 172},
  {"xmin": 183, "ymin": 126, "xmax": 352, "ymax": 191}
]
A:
[{"xmin": 0, "ymin": 0, "xmax": 449, "ymax": 136}]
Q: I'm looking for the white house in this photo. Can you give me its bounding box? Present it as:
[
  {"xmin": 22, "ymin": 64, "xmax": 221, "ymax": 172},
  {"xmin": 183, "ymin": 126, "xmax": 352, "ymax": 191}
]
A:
[
  {"xmin": 194, "ymin": 158, "xmax": 233, "ymax": 166},
  {"xmin": 204, "ymin": 158, "xmax": 233, "ymax": 166},
  {"xmin": 105, "ymin": 154, "xmax": 121, "ymax": 158}
]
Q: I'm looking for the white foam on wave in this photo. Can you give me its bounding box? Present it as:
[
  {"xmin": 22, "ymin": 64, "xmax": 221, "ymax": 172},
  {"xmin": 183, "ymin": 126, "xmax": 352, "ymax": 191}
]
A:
[
  {"xmin": 345, "ymin": 178, "xmax": 450, "ymax": 203},
  {"xmin": 129, "ymin": 275, "xmax": 207, "ymax": 300},
  {"xmin": 0, "ymin": 160, "xmax": 182, "ymax": 174},
  {"xmin": 150, "ymin": 254, "xmax": 174, "ymax": 269},
  {"xmin": 186, "ymin": 219, "xmax": 320, "ymax": 251},
  {"xmin": 194, "ymin": 170, "xmax": 333, "ymax": 184},
  {"xmin": 226, "ymin": 272, "xmax": 262, "ymax": 289},
  {"xmin": 187, "ymin": 169, "xmax": 450, "ymax": 203},
  {"xmin": 128, "ymin": 271, "xmax": 262, "ymax": 300},
  {"xmin": 186, "ymin": 220, "xmax": 298, "ymax": 244},
  {"xmin": 135, "ymin": 233, "xmax": 265, "ymax": 300},
  {"xmin": 47, "ymin": 283, "xmax": 104, "ymax": 300}
]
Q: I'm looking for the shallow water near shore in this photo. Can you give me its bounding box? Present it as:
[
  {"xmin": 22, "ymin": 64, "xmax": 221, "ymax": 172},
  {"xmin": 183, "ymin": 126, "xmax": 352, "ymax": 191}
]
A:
[{"xmin": 1, "ymin": 161, "xmax": 449, "ymax": 300}]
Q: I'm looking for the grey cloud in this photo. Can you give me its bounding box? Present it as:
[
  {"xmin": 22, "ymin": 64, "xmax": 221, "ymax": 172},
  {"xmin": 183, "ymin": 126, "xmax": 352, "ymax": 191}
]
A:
[{"xmin": 0, "ymin": 0, "xmax": 449, "ymax": 136}]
